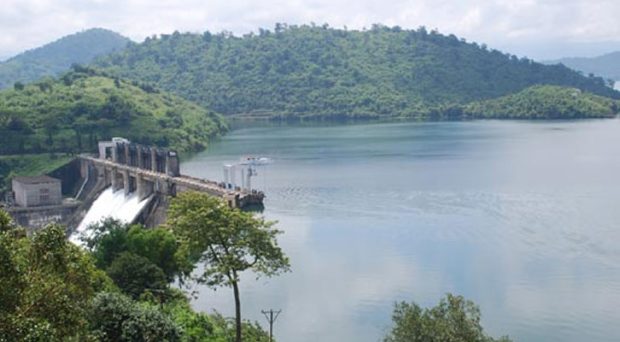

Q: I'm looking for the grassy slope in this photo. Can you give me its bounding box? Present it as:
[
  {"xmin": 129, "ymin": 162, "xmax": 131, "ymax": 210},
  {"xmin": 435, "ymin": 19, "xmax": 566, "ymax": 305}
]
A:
[{"xmin": 0, "ymin": 69, "xmax": 227, "ymax": 155}]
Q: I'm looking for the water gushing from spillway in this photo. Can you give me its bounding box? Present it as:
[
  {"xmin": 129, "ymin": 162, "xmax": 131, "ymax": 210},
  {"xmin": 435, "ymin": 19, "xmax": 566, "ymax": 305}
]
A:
[{"xmin": 70, "ymin": 188, "xmax": 151, "ymax": 244}]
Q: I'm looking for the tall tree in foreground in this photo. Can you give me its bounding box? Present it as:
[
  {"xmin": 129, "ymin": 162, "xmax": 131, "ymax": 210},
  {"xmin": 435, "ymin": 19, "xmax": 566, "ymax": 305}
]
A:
[
  {"xmin": 384, "ymin": 293, "xmax": 512, "ymax": 342},
  {"xmin": 167, "ymin": 192, "xmax": 290, "ymax": 342}
]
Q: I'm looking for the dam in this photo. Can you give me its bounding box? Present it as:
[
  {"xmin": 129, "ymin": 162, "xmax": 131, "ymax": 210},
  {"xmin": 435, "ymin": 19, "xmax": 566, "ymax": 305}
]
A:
[
  {"xmin": 3, "ymin": 138, "xmax": 265, "ymax": 237},
  {"xmin": 72, "ymin": 139, "xmax": 265, "ymax": 234}
]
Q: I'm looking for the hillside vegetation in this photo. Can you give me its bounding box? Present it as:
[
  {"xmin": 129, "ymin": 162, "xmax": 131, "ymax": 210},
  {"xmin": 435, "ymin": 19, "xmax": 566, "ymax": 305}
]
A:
[
  {"xmin": 0, "ymin": 28, "xmax": 130, "ymax": 89},
  {"xmin": 95, "ymin": 24, "xmax": 619, "ymax": 119},
  {"xmin": 459, "ymin": 85, "xmax": 620, "ymax": 119},
  {"xmin": 0, "ymin": 67, "xmax": 226, "ymax": 156}
]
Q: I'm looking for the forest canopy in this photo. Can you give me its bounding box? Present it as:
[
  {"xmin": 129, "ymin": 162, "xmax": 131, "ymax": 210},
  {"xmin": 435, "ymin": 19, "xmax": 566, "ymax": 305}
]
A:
[{"xmin": 95, "ymin": 24, "xmax": 620, "ymax": 119}]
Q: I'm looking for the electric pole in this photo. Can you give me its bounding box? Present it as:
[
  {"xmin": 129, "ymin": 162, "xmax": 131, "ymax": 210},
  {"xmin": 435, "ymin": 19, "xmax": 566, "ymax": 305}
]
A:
[{"xmin": 261, "ymin": 309, "xmax": 281, "ymax": 342}]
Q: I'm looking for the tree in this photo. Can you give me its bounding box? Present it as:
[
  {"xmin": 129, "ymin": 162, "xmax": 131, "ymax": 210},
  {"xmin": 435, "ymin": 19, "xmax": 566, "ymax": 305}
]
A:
[
  {"xmin": 0, "ymin": 220, "xmax": 111, "ymax": 341},
  {"xmin": 88, "ymin": 291, "xmax": 181, "ymax": 342},
  {"xmin": 384, "ymin": 293, "xmax": 512, "ymax": 342},
  {"xmin": 167, "ymin": 192, "xmax": 290, "ymax": 342},
  {"xmin": 83, "ymin": 218, "xmax": 189, "ymax": 282},
  {"xmin": 0, "ymin": 209, "xmax": 13, "ymax": 232},
  {"xmin": 106, "ymin": 252, "xmax": 168, "ymax": 299}
]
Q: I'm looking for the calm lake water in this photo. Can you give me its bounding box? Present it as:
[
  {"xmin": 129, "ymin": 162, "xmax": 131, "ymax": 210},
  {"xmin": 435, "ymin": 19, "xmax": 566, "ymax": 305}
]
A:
[{"xmin": 182, "ymin": 119, "xmax": 620, "ymax": 342}]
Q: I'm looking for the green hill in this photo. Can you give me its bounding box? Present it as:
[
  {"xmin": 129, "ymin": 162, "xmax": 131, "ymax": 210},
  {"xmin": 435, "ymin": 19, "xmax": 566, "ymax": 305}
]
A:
[
  {"xmin": 95, "ymin": 24, "xmax": 619, "ymax": 119},
  {"xmin": 0, "ymin": 66, "xmax": 227, "ymax": 156},
  {"xmin": 546, "ymin": 52, "xmax": 620, "ymax": 82},
  {"xmin": 458, "ymin": 85, "xmax": 619, "ymax": 119},
  {"xmin": 0, "ymin": 28, "xmax": 130, "ymax": 89}
]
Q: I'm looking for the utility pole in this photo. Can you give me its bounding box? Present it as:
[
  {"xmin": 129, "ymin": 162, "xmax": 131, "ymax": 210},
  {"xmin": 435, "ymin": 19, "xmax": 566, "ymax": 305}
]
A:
[{"xmin": 261, "ymin": 309, "xmax": 281, "ymax": 342}]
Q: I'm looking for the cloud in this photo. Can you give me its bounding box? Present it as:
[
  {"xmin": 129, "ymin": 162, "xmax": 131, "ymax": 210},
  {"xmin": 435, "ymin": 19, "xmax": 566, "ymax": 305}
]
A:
[{"xmin": 1, "ymin": 0, "xmax": 620, "ymax": 60}]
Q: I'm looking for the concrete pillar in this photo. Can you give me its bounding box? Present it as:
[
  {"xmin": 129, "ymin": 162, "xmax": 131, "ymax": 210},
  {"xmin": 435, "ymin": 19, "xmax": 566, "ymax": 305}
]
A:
[
  {"xmin": 111, "ymin": 168, "xmax": 119, "ymax": 191},
  {"xmin": 122, "ymin": 170, "xmax": 130, "ymax": 195},
  {"xmin": 104, "ymin": 167, "xmax": 111, "ymax": 187},
  {"xmin": 137, "ymin": 147, "xmax": 143, "ymax": 169},
  {"xmin": 124, "ymin": 144, "xmax": 130, "ymax": 166},
  {"xmin": 136, "ymin": 174, "xmax": 154, "ymax": 200},
  {"xmin": 165, "ymin": 153, "xmax": 170, "ymax": 176},
  {"xmin": 111, "ymin": 145, "xmax": 118, "ymax": 163},
  {"xmin": 165, "ymin": 151, "xmax": 180, "ymax": 177},
  {"xmin": 151, "ymin": 149, "xmax": 157, "ymax": 172}
]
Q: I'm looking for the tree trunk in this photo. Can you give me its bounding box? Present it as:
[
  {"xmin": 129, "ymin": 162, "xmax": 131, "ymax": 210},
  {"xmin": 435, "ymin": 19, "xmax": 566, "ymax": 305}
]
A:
[{"xmin": 233, "ymin": 280, "xmax": 242, "ymax": 342}]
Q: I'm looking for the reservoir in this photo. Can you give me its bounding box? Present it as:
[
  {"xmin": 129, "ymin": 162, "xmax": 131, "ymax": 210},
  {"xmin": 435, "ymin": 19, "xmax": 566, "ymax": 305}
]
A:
[{"xmin": 182, "ymin": 119, "xmax": 620, "ymax": 342}]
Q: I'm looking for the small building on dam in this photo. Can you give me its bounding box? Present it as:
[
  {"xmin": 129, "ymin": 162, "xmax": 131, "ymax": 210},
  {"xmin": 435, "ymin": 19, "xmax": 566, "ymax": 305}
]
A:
[{"xmin": 12, "ymin": 176, "xmax": 62, "ymax": 207}]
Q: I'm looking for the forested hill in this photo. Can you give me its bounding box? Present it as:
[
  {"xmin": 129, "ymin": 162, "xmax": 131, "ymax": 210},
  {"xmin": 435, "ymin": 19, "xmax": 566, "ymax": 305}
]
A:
[
  {"xmin": 460, "ymin": 85, "xmax": 619, "ymax": 119},
  {"xmin": 546, "ymin": 51, "xmax": 620, "ymax": 82},
  {"xmin": 0, "ymin": 67, "xmax": 227, "ymax": 156},
  {"xmin": 96, "ymin": 24, "xmax": 619, "ymax": 118},
  {"xmin": 0, "ymin": 28, "xmax": 130, "ymax": 89}
]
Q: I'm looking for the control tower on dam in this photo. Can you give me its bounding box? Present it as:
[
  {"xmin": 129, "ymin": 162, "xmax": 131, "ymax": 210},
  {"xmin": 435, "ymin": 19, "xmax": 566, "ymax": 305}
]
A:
[{"xmin": 74, "ymin": 138, "xmax": 264, "ymax": 229}]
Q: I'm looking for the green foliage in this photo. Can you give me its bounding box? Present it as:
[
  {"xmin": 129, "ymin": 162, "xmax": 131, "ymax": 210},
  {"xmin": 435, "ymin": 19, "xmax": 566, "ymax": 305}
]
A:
[
  {"xmin": 0, "ymin": 210, "xmax": 271, "ymax": 341},
  {"xmin": 84, "ymin": 218, "xmax": 189, "ymax": 281},
  {"xmin": 167, "ymin": 192, "xmax": 289, "ymax": 342},
  {"xmin": 0, "ymin": 28, "xmax": 130, "ymax": 89},
  {"xmin": 459, "ymin": 85, "xmax": 619, "ymax": 119},
  {"xmin": 209, "ymin": 313, "xmax": 271, "ymax": 342},
  {"xmin": 88, "ymin": 291, "xmax": 181, "ymax": 342},
  {"xmin": 0, "ymin": 209, "xmax": 14, "ymax": 232},
  {"xmin": 0, "ymin": 67, "xmax": 227, "ymax": 156},
  {"xmin": 96, "ymin": 24, "xmax": 619, "ymax": 119},
  {"xmin": 83, "ymin": 218, "xmax": 191, "ymax": 299},
  {"xmin": 0, "ymin": 221, "xmax": 111, "ymax": 341},
  {"xmin": 168, "ymin": 192, "xmax": 290, "ymax": 287},
  {"xmin": 126, "ymin": 225, "xmax": 189, "ymax": 282},
  {"xmin": 163, "ymin": 291, "xmax": 271, "ymax": 342},
  {"xmin": 106, "ymin": 252, "xmax": 168, "ymax": 299},
  {"xmin": 384, "ymin": 294, "xmax": 512, "ymax": 342}
]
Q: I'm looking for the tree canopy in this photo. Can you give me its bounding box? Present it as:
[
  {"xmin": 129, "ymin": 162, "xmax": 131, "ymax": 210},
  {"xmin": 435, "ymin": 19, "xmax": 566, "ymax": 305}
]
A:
[
  {"xmin": 167, "ymin": 192, "xmax": 290, "ymax": 342},
  {"xmin": 0, "ymin": 223, "xmax": 111, "ymax": 340},
  {"xmin": 384, "ymin": 294, "xmax": 512, "ymax": 342},
  {"xmin": 0, "ymin": 209, "xmax": 272, "ymax": 341},
  {"xmin": 96, "ymin": 24, "xmax": 619, "ymax": 119}
]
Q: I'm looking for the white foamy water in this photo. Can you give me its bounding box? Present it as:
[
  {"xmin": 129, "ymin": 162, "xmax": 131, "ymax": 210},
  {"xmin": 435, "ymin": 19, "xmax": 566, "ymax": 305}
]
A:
[{"xmin": 70, "ymin": 188, "xmax": 151, "ymax": 244}]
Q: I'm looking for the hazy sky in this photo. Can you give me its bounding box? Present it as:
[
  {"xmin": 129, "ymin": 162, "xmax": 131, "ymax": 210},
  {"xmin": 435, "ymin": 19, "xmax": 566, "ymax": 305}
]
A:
[{"xmin": 2, "ymin": 0, "xmax": 620, "ymax": 61}]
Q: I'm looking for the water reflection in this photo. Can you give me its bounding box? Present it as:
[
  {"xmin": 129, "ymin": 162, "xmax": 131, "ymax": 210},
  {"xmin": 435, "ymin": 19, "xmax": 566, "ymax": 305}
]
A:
[{"xmin": 183, "ymin": 120, "xmax": 620, "ymax": 342}]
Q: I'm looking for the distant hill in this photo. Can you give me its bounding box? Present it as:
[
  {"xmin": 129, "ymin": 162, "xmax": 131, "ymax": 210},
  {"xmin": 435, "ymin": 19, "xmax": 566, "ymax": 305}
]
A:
[
  {"xmin": 460, "ymin": 85, "xmax": 619, "ymax": 119},
  {"xmin": 546, "ymin": 51, "xmax": 620, "ymax": 82},
  {"xmin": 0, "ymin": 28, "xmax": 130, "ymax": 89},
  {"xmin": 95, "ymin": 24, "xmax": 619, "ymax": 119},
  {"xmin": 0, "ymin": 66, "xmax": 227, "ymax": 156}
]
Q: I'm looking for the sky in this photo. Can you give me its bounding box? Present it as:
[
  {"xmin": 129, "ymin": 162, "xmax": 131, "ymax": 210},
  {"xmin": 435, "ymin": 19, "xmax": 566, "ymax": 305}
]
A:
[{"xmin": 1, "ymin": 0, "xmax": 620, "ymax": 61}]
